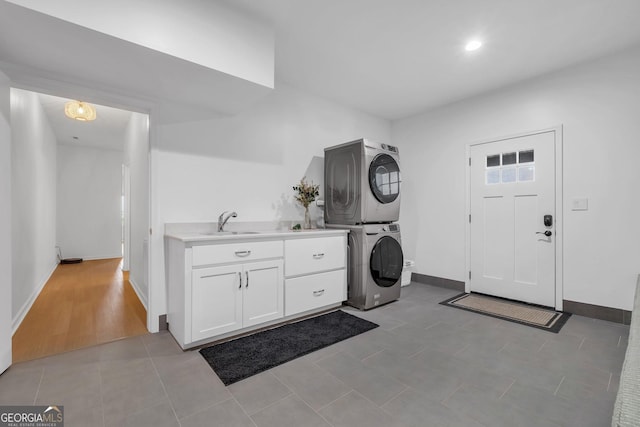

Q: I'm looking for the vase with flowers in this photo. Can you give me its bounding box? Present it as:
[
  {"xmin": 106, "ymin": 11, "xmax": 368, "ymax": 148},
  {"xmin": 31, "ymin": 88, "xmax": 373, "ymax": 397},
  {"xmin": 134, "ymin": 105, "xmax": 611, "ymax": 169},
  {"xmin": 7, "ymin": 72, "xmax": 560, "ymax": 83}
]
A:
[{"xmin": 292, "ymin": 177, "xmax": 320, "ymax": 229}]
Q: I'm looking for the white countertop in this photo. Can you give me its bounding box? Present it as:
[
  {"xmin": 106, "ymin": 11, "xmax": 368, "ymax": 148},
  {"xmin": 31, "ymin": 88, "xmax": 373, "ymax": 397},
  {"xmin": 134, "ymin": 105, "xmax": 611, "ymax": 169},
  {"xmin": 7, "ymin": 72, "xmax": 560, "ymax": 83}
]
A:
[{"xmin": 165, "ymin": 227, "xmax": 348, "ymax": 243}]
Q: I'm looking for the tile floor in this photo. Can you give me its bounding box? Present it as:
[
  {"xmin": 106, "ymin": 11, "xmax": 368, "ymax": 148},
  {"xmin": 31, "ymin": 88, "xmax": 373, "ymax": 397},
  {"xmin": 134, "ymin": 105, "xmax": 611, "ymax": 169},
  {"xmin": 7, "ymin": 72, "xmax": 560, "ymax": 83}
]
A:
[{"xmin": 0, "ymin": 283, "xmax": 629, "ymax": 427}]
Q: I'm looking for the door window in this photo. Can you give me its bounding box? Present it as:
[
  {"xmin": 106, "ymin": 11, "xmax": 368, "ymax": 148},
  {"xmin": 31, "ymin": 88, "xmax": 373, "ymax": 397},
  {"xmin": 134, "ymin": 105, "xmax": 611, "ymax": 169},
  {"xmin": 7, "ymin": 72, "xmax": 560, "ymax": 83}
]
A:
[
  {"xmin": 485, "ymin": 150, "xmax": 535, "ymax": 184},
  {"xmin": 370, "ymin": 236, "xmax": 403, "ymax": 287},
  {"xmin": 369, "ymin": 154, "xmax": 400, "ymax": 203}
]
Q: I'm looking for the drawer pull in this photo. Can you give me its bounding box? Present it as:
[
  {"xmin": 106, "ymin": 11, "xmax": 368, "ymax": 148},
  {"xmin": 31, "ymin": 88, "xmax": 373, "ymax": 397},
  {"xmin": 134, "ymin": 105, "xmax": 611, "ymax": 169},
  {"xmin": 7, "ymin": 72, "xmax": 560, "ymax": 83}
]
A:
[
  {"xmin": 235, "ymin": 250, "xmax": 252, "ymax": 257},
  {"xmin": 313, "ymin": 289, "xmax": 325, "ymax": 296},
  {"xmin": 312, "ymin": 253, "xmax": 325, "ymax": 259}
]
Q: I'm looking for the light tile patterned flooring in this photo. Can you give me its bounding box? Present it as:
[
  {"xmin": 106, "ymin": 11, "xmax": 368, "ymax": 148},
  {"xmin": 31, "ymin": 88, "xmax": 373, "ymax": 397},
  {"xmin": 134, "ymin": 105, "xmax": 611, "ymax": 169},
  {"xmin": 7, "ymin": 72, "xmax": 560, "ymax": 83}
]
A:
[{"xmin": 0, "ymin": 283, "xmax": 629, "ymax": 426}]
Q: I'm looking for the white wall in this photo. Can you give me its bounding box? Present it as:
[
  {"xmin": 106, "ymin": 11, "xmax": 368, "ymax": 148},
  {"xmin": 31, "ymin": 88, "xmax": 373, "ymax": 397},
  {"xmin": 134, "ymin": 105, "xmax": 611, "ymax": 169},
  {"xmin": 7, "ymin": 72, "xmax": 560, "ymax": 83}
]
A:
[
  {"xmin": 393, "ymin": 46, "xmax": 640, "ymax": 311},
  {"xmin": 155, "ymin": 83, "xmax": 391, "ymax": 224},
  {"xmin": 10, "ymin": 88, "xmax": 57, "ymax": 323},
  {"xmin": 6, "ymin": 0, "xmax": 274, "ymax": 88},
  {"xmin": 0, "ymin": 72, "xmax": 12, "ymax": 371},
  {"xmin": 148, "ymin": 82, "xmax": 391, "ymax": 330},
  {"xmin": 57, "ymin": 144, "xmax": 123, "ymax": 260},
  {"xmin": 123, "ymin": 112, "xmax": 149, "ymax": 307}
]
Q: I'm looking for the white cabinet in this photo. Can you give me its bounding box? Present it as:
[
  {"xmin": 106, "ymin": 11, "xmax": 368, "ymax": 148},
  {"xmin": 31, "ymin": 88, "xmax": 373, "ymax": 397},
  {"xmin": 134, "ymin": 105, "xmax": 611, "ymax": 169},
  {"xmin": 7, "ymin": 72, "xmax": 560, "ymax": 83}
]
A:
[
  {"xmin": 191, "ymin": 264, "xmax": 243, "ymax": 340},
  {"xmin": 285, "ymin": 269, "xmax": 345, "ymax": 316},
  {"xmin": 242, "ymin": 260, "xmax": 284, "ymax": 327},
  {"xmin": 191, "ymin": 259, "xmax": 283, "ymax": 342},
  {"xmin": 166, "ymin": 230, "xmax": 347, "ymax": 349},
  {"xmin": 284, "ymin": 235, "xmax": 347, "ymax": 317},
  {"xmin": 285, "ymin": 236, "xmax": 345, "ymax": 277}
]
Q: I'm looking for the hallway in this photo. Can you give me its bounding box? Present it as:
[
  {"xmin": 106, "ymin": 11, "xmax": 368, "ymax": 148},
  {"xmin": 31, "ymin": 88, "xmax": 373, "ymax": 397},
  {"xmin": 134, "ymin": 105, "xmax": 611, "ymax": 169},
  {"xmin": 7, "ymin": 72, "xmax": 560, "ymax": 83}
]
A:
[{"xmin": 12, "ymin": 258, "xmax": 147, "ymax": 363}]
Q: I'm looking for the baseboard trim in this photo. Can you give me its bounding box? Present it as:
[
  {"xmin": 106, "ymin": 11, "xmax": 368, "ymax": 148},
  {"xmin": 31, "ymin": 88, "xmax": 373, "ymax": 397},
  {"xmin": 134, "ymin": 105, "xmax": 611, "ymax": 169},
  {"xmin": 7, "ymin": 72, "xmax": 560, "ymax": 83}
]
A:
[
  {"xmin": 412, "ymin": 273, "xmax": 465, "ymax": 292},
  {"xmin": 411, "ymin": 273, "xmax": 631, "ymax": 325},
  {"xmin": 12, "ymin": 261, "xmax": 58, "ymax": 335},
  {"xmin": 128, "ymin": 275, "xmax": 148, "ymax": 311},
  {"xmin": 158, "ymin": 314, "xmax": 168, "ymax": 331},
  {"xmin": 81, "ymin": 255, "xmax": 123, "ymax": 261},
  {"xmin": 563, "ymin": 299, "xmax": 632, "ymax": 325}
]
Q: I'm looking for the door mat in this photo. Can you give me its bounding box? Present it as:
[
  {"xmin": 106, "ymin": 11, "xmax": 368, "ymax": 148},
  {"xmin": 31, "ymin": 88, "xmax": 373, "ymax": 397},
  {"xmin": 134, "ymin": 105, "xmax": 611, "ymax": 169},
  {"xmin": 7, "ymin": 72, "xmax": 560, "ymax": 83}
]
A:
[
  {"xmin": 199, "ymin": 310, "xmax": 378, "ymax": 385},
  {"xmin": 440, "ymin": 293, "xmax": 571, "ymax": 333}
]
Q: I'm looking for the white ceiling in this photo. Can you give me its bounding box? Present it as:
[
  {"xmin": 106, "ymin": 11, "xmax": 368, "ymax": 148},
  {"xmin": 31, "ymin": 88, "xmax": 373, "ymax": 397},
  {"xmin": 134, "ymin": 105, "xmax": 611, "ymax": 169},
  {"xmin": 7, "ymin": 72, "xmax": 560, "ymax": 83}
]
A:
[
  {"xmin": 37, "ymin": 93, "xmax": 133, "ymax": 151},
  {"xmin": 227, "ymin": 0, "xmax": 640, "ymax": 119},
  {"xmin": 16, "ymin": 0, "xmax": 640, "ymax": 145}
]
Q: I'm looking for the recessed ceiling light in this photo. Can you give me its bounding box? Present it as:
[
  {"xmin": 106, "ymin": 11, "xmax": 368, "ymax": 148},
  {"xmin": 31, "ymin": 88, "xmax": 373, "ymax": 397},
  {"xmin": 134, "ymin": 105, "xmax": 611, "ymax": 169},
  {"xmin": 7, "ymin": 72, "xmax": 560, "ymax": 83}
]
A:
[{"xmin": 465, "ymin": 40, "xmax": 483, "ymax": 52}]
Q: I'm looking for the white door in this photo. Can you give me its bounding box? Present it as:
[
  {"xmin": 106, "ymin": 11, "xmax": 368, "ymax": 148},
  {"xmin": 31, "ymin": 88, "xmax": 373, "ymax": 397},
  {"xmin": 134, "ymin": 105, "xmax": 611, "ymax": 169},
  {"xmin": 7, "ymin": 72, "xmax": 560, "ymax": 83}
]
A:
[
  {"xmin": 191, "ymin": 265, "xmax": 243, "ymax": 341},
  {"xmin": 243, "ymin": 260, "xmax": 283, "ymax": 328},
  {"xmin": 0, "ymin": 71, "xmax": 11, "ymax": 374},
  {"xmin": 470, "ymin": 130, "xmax": 556, "ymax": 307}
]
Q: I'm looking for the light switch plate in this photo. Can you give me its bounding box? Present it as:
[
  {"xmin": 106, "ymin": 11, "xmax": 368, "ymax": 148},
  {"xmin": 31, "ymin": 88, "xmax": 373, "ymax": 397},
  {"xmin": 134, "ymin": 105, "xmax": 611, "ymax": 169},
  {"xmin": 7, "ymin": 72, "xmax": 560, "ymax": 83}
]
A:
[{"xmin": 572, "ymin": 198, "xmax": 588, "ymax": 211}]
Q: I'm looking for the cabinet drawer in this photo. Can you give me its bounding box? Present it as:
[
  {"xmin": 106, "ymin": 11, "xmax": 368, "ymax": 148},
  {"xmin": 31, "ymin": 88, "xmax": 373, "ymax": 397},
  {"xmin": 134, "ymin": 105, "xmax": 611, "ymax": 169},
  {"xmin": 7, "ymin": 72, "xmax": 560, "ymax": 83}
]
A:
[
  {"xmin": 192, "ymin": 240, "xmax": 283, "ymax": 267},
  {"xmin": 285, "ymin": 269, "xmax": 345, "ymax": 316},
  {"xmin": 285, "ymin": 236, "xmax": 346, "ymax": 277}
]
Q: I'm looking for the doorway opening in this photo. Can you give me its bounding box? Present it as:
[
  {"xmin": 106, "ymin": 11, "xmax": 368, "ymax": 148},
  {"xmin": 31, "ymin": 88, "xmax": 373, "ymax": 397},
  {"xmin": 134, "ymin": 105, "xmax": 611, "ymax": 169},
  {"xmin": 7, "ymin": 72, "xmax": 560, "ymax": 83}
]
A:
[{"xmin": 10, "ymin": 89, "xmax": 150, "ymax": 362}]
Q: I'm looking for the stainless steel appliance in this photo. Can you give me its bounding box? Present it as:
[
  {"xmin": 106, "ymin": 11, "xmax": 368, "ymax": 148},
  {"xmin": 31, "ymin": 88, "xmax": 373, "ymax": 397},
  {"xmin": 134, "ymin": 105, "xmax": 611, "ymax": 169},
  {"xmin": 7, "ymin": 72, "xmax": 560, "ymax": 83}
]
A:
[
  {"xmin": 324, "ymin": 139, "xmax": 401, "ymax": 225},
  {"xmin": 327, "ymin": 223, "xmax": 403, "ymax": 309}
]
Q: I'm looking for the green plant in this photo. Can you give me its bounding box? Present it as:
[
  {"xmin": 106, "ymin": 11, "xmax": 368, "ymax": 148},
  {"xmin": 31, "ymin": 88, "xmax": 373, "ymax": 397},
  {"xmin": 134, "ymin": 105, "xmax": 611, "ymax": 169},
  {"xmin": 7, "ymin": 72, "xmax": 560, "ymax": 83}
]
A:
[{"xmin": 292, "ymin": 177, "xmax": 319, "ymax": 208}]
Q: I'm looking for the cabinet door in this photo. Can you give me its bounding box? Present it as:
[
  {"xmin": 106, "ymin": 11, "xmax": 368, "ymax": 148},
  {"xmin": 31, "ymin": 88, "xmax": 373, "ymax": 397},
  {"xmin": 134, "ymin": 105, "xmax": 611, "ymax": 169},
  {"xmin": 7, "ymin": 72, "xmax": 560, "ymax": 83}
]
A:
[
  {"xmin": 242, "ymin": 259, "xmax": 284, "ymax": 328},
  {"xmin": 192, "ymin": 265, "xmax": 243, "ymax": 341}
]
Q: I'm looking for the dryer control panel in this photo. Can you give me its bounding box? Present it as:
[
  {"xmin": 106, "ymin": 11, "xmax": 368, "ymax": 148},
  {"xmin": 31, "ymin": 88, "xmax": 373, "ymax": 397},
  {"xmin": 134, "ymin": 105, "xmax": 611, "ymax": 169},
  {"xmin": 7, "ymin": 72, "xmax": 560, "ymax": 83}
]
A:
[
  {"xmin": 381, "ymin": 143, "xmax": 398, "ymax": 153},
  {"xmin": 384, "ymin": 224, "xmax": 400, "ymax": 232}
]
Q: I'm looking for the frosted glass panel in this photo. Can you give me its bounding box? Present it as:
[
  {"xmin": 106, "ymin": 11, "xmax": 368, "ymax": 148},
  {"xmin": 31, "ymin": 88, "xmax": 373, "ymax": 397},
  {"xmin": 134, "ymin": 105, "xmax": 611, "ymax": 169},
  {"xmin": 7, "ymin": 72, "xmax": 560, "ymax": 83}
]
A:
[
  {"xmin": 389, "ymin": 171, "xmax": 399, "ymax": 182},
  {"xmin": 390, "ymin": 183, "xmax": 399, "ymax": 194},
  {"xmin": 518, "ymin": 165, "xmax": 535, "ymax": 182},
  {"xmin": 486, "ymin": 169, "xmax": 500, "ymax": 185},
  {"xmin": 502, "ymin": 167, "xmax": 516, "ymax": 183}
]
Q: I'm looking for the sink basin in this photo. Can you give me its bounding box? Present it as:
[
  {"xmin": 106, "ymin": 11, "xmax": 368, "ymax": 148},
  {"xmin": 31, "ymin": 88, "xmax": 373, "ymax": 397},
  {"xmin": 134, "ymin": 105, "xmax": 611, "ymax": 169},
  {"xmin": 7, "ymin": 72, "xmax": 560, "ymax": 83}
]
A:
[{"xmin": 200, "ymin": 231, "xmax": 260, "ymax": 236}]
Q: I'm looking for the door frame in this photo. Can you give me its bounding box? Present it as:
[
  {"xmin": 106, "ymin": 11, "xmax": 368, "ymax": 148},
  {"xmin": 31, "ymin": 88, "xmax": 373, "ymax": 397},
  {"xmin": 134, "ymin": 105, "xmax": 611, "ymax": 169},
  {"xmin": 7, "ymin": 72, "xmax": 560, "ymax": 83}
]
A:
[
  {"xmin": 465, "ymin": 126, "xmax": 564, "ymax": 310},
  {"xmin": 4, "ymin": 73, "xmax": 155, "ymax": 333}
]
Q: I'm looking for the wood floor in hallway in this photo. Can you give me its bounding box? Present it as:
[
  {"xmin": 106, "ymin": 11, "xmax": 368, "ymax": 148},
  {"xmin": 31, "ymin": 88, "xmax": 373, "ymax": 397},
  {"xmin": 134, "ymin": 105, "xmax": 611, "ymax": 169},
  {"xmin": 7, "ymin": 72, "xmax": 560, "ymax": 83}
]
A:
[{"xmin": 12, "ymin": 258, "xmax": 148, "ymax": 363}]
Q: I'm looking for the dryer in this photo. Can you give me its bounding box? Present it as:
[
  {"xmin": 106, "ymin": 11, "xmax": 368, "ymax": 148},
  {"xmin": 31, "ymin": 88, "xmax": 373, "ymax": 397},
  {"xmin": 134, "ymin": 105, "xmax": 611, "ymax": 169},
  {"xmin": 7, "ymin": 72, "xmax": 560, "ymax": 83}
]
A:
[
  {"xmin": 327, "ymin": 223, "xmax": 403, "ymax": 310},
  {"xmin": 324, "ymin": 139, "xmax": 401, "ymax": 224}
]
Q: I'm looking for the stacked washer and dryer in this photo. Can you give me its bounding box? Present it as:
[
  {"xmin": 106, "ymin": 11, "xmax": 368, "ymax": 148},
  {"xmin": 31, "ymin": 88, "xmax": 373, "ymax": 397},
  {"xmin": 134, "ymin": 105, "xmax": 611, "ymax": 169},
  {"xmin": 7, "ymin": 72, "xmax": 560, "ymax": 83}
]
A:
[{"xmin": 324, "ymin": 139, "xmax": 404, "ymax": 310}]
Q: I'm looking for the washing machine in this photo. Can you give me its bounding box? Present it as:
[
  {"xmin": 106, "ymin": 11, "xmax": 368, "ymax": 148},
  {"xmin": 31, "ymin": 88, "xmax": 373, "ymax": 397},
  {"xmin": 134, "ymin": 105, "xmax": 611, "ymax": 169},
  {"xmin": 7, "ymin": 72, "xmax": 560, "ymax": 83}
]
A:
[
  {"xmin": 327, "ymin": 223, "xmax": 403, "ymax": 310},
  {"xmin": 324, "ymin": 139, "xmax": 401, "ymax": 224}
]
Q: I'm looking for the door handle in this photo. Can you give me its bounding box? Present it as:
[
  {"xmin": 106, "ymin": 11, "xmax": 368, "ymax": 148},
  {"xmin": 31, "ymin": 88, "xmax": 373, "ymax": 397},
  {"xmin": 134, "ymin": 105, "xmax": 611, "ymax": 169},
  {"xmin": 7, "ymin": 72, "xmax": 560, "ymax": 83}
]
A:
[
  {"xmin": 238, "ymin": 272, "xmax": 242, "ymax": 289},
  {"xmin": 536, "ymin": 230, "xmax": 552, "ymax": 237},
  {"xmin": 245, "ymin": 271, "xmax": 249, "ymax": 288}
]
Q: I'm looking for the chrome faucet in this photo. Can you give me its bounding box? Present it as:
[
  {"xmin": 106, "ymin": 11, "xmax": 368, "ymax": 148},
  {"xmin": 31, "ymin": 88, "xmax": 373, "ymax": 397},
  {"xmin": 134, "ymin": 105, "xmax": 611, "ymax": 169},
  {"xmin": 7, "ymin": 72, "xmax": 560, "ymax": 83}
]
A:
[{"xmin": 218, "ymin": 211, "xmax": 237, "ymax": 232}]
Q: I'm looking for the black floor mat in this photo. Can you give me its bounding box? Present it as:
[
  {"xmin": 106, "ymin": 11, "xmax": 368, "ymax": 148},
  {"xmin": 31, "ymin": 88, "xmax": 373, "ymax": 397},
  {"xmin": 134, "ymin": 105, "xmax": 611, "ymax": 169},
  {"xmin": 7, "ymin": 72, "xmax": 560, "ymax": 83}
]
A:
[{"xmin": 199, "ymin": 310, "xmax": 378, "ymax": 385}]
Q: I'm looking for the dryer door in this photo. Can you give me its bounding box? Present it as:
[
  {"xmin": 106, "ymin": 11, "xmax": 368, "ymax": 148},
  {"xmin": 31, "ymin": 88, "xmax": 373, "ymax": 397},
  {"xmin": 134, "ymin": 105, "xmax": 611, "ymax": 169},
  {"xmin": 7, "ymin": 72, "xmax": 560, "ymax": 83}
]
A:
[
  {"xmin": 370, "ymin": 236, "xmax": 404, "ymax": 287},
  {"xmin": 369, "ymin": 154, "xmax": 400, "ymax": 204},
  {"xmin": 325, "ymin": 144, "xmax": 361, "ymax": 224}
]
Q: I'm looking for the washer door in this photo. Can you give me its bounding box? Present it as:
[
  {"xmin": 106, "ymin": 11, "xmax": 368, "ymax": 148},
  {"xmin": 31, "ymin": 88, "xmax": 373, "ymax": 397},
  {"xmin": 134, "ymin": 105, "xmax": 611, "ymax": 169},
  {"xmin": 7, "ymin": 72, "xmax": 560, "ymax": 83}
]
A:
[
  {"xmin": 369, "ymin": 154, "xmax": 400, "ymax": 204},
  {"xmin": 370, "ymin": 236, "xmax": 404, "ymax": 287}
]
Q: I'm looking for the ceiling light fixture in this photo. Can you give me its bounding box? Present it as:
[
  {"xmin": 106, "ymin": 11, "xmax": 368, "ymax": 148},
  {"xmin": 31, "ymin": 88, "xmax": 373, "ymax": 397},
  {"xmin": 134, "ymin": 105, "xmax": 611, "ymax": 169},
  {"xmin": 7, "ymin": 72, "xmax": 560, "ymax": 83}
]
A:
[
  {"xmin": 64, "ymin": 100, "xmax": 97, "ymax": 121},
  {"xmin": 465, "ymin": 39, "xmax": 483, "ymax": 52}
]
